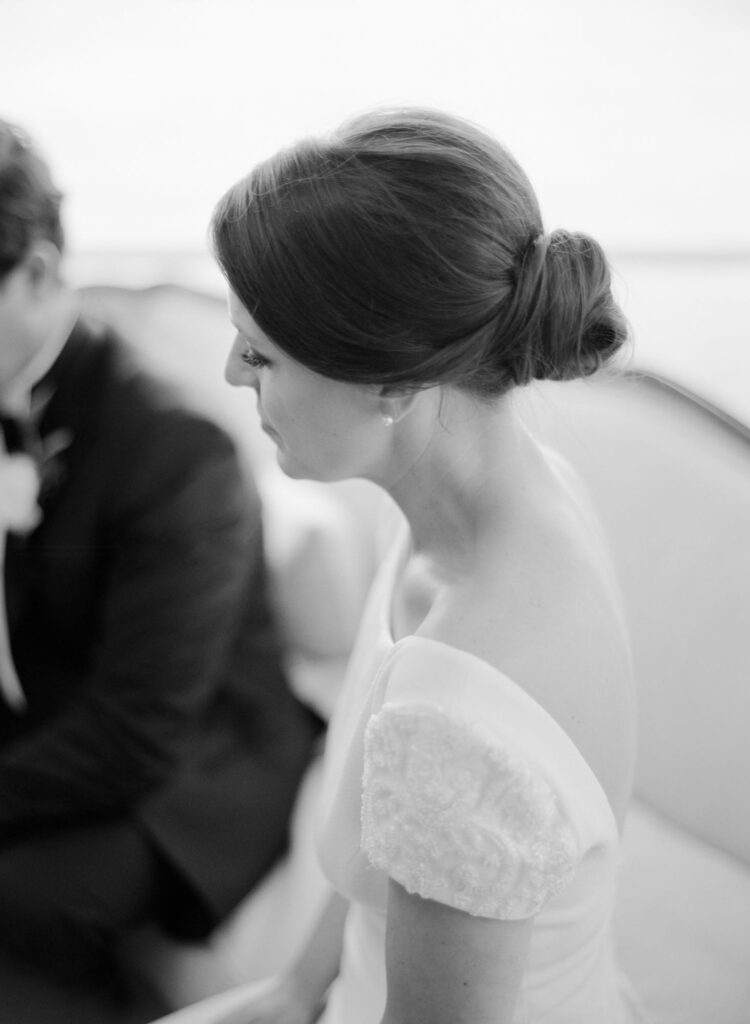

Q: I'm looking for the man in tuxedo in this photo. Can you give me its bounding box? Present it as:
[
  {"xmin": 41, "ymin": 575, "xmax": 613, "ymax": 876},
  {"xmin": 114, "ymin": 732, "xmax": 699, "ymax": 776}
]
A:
[{"xmin": 0, "ymin": 119, "xmax": 322, "ymax": 992}]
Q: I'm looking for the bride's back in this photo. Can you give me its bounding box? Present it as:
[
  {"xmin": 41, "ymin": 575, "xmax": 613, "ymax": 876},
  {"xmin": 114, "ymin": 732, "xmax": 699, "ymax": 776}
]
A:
[{"xmin": 396, "ymin": 443, "xmax": 637, "ymax": 829}]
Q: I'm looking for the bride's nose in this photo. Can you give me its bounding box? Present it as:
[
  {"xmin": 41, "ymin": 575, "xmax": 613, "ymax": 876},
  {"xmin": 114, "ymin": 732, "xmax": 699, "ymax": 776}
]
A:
[{"xmin": 225, "ymin": 335, "xmax": 259, "ymax": 391}]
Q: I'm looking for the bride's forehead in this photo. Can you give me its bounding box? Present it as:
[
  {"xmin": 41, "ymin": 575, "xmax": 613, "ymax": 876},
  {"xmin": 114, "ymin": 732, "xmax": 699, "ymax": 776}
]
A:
[
  {"xmin": 228, "ymin": 291, "xmax": 272, "ymax": 344},
  {"xmin": 227, "ymin": 289, "xmax": 254, "ymax": 328}
]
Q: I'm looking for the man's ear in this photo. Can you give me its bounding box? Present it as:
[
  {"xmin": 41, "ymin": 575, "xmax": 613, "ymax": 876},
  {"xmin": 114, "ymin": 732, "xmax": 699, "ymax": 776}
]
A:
[
  {"xmin": 22, "ymin": 239, "xmax": 62, "ymax": 295},
  {"xmin": 377, "ymin": 386, "xmax": 421, "ymax": 426}
]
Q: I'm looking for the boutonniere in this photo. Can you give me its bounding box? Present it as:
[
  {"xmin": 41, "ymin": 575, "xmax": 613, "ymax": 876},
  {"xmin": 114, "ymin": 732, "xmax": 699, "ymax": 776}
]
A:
[
  {"xmin": 0, "ymin": 452, "xmax": 42, "ymax": 534},
  {"xmin": 0, "ymin": 417, "xmax": 73, "ymax": 532}
]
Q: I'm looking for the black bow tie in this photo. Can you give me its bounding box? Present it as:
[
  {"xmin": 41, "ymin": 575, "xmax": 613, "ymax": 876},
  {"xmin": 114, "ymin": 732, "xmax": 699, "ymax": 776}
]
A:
[{"xmin": 0, "ymin": 415, "xmax": 40, "ymax": 458}]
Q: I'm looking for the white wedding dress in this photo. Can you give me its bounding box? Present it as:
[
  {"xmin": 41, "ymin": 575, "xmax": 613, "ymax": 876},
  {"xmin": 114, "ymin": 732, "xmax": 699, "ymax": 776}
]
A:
[
  {"xmin": 314, "ymin": 526, "xmax": 647, "ymax": 1024},
  {"xmin": 153, "ymin": 524, "xmax": 648, "ymax": 1024}
]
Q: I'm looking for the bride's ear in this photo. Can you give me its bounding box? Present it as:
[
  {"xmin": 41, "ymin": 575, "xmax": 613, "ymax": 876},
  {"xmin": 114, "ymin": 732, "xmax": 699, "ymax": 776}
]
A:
[{"xmin": 377, "ymin": 387, "xmax": 420, "ymax": 426}]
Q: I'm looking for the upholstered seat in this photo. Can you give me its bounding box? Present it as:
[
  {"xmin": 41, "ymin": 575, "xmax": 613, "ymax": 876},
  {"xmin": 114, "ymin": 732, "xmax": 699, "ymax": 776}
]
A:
[
  {"xmin": 617, "ymin": 800, "xmax": 750, "ymax": 1024},
  {"xmin": 519, "ymin": 373, "xmax": 750, "ymax": 1023}
]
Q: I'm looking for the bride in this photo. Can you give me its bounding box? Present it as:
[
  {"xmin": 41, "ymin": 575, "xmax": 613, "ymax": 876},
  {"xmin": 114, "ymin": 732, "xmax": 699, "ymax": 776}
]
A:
[{"xmin": 153, "ymin": 106, "xmax": 647, "ymax": 1024}]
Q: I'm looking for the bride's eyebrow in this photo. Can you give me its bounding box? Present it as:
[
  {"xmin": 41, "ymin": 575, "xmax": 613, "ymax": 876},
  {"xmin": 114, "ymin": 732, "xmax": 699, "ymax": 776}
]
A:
[{"xmin": 232, "ymin": 324, "xmax": 256, "ymax": 345}]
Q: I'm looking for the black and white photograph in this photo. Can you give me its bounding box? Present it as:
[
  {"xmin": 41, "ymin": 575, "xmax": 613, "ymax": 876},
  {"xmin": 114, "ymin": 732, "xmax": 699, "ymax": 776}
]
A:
[{"xmin": 1, "ymin": 2, "xmax": 748, "ymax": 1022}]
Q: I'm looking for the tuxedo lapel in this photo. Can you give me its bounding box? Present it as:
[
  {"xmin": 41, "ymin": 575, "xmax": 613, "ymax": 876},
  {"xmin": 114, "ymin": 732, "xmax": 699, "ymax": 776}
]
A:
[
  {"xmin": 0, "ymin": 536, "xmax": 27, "ymax": 712},
  {"xmin": 31, "ymin": 322, "xmax": 88, "ymax": 513},
  {"xmin": 32, "ymin": 318, "xmax": 84, "ymax": 437},
  {"xmin": 3, "ymin": 321, "xmax": 88, "ymax": 632}
]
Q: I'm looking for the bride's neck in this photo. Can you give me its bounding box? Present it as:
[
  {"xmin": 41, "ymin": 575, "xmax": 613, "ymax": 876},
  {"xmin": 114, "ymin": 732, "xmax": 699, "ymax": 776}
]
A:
[{"xmin": 385, "ymin": 390, "xmax": 543, "ymax": 573}]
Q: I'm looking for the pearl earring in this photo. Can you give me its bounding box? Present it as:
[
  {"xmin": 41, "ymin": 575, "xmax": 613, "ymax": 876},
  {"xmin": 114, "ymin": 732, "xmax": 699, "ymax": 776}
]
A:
[{"xmin": 381, "ymin": 414, "xmax": 394, "ymax": 427}]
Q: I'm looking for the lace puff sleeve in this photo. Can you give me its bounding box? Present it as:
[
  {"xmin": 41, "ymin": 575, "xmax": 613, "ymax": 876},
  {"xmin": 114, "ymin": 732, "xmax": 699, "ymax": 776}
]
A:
[{"xmin": 361, "ymin": 702, "xmax": 580, "ymax": 919}]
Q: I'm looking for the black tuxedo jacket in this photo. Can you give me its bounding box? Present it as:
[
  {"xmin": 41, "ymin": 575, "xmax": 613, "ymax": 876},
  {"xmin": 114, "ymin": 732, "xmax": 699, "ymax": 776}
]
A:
[{"xmin": 0, "ymin": 316, "xmax": 321, "ymax": 929}]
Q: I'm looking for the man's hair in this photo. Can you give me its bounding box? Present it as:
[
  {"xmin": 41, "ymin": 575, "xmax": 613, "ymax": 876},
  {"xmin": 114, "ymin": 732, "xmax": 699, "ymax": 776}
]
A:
[{"xmin": 0, "ymin": 119, "xmax": 64, "ymax": 281}]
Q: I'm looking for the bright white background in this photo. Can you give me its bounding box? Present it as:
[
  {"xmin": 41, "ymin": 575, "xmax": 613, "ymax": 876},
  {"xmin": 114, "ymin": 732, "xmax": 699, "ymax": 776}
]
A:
[{"xmin": 1, "ymin": 0, "xmax": 749, "ymax": 414}]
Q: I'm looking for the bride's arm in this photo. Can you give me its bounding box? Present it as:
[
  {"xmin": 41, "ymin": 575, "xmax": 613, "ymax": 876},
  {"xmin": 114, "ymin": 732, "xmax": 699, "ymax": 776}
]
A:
[
  {"xmin": 287, "ymin": 890, "xmax": 349, "ymax": 1018},
  {"xmin": 380, "ymin": 881, "xmax": 533, "ymax": 1024},
  {"xmin": 215, "ymin": 890, "xmax": 348, "ymax": 1024}
]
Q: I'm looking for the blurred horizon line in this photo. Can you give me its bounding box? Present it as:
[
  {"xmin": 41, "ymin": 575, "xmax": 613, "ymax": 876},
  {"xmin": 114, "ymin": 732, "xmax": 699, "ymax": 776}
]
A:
[{"xmin": 69, "ymin": 247, "xmax": 750, "ymax": 261}]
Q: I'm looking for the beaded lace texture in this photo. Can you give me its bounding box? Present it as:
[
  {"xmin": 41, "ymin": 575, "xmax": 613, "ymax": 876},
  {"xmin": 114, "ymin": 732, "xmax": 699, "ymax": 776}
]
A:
[{"xmin": 361, "ymin": 702, "xmax": 580, "ymax": 919}]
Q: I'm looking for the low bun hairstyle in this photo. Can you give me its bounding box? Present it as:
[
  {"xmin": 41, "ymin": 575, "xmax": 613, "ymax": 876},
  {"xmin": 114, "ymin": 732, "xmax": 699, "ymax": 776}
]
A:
[
  {"xmin": 498, "ymin": 228, "xmax": 627, "ymax": 388},
  {"xmin": 211, "ymin": 108, "xmax": 627, "ymax": 397}
]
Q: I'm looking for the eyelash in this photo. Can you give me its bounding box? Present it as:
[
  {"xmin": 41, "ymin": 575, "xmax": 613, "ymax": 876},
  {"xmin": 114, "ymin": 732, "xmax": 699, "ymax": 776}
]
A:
[{"xmin": 241, "ymin": 347, "xmax": 268, "ymax": 369}]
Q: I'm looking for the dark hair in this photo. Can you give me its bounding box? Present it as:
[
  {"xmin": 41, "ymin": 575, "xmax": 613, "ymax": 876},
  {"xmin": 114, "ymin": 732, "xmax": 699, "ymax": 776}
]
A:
[
  {"xmin": 211, "ymin": 108, "xmax": 627, "ymax": 397},
  {"xmin": 0, "ymin": 119, "xmax": 64, "ymax": 281}
]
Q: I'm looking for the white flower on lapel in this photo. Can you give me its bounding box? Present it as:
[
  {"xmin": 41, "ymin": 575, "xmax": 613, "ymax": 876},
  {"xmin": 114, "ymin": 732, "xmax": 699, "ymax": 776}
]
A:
[{"xmin": 0, "ymin": 453, "xmax": 42, "ymax": 533}]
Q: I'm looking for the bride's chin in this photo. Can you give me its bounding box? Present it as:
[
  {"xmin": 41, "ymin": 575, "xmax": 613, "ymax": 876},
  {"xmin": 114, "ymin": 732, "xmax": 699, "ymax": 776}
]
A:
[
  {"xmin": 275, "ymin": 449, "xmax": 306, "ymax": 479},
  {"xmin": 275, "ymin": 450, "xmax": 342, "ymax": 484}
]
